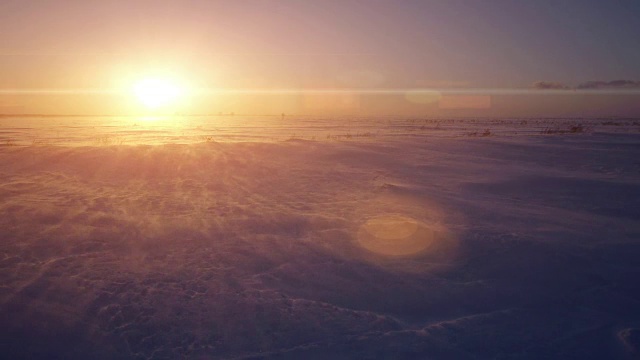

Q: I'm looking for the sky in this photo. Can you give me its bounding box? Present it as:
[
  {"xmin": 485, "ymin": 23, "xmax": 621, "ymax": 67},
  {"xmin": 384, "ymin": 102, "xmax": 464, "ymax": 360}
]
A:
[{"xmin": 1, "ymin": 0, "xmax": 639, "ymax": 116}]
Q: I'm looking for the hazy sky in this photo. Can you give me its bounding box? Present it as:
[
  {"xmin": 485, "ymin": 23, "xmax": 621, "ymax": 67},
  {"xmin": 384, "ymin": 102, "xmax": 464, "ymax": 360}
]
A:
[{"xmin": 1, "ymin": 0, "xmax": 639, "ymax": 115}]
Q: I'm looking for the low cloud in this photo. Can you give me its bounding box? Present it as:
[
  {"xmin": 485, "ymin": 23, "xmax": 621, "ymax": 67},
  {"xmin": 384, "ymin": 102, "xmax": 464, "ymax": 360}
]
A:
[
  {"xmin": 577, "ymin": 80, "xmax": 640, "ymax": 89},
  {"xmin": 531, "ymin": 81, "xmax": 571, "ymax": 90},
  {"xmin": 531, "ymin": 80, "xmax": 640, "ymax": 91}
]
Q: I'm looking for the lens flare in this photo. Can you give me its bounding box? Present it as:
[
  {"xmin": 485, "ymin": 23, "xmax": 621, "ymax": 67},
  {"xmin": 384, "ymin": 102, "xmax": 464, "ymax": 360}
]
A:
[{"xmin": 357, "ymin": 215, "xmax": 434, "ymax": 256}]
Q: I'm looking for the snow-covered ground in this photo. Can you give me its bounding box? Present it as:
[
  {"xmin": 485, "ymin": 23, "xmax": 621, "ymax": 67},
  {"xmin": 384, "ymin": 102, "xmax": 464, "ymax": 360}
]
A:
[{"xmin": 1, "ymin": 116, "xmax": 639, "ymax": 359}]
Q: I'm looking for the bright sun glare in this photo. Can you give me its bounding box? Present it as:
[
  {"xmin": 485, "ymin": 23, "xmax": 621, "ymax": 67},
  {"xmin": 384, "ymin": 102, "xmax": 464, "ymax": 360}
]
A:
[{"xmin": 133, "ymin": 78, "xmax": 185, "ymax": 109}]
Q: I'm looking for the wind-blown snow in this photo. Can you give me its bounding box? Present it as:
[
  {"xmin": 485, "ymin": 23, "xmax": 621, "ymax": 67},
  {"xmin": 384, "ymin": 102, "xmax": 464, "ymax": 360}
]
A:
[{"xmin": 1, "ymin": 116, "xmax": 639, "ymax": 359}]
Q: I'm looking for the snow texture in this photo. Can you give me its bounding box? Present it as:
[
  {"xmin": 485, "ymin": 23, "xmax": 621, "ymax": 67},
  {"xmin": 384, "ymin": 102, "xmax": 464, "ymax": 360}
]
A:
[{"xmin": 1, "ymin": 116, "xmax": 639, "ymax": 359}]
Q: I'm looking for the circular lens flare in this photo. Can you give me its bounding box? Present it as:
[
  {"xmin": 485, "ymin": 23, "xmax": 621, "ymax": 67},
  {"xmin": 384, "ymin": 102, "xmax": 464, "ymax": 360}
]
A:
[{"xmin": 358, "ymin": 215, "xmax": 433, "ymax": 256}]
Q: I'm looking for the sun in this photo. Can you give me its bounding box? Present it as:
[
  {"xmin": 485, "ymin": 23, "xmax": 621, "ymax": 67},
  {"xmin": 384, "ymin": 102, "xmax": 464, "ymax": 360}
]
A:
[{"xmin": 133, "ymin": 77, "xmax": 185, "ymax": 109}]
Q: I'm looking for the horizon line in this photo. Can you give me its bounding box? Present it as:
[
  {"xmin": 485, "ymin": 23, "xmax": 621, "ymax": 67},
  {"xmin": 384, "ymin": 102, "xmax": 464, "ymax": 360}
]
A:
[{"xmin": 2, "ymin": 87, "xmax": 640, "ymax": 96}]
